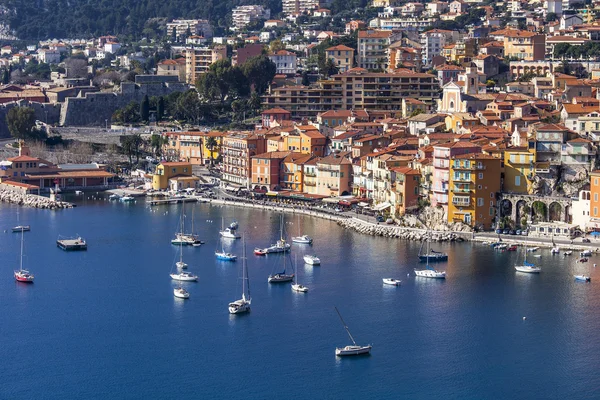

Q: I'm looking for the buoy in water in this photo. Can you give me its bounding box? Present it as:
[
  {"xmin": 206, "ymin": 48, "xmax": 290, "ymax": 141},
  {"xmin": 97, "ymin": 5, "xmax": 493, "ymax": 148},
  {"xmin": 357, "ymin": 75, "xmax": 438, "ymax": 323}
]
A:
[{"xmin": 523, "ymin": 317, "xmax": 527, "ymax": 321}]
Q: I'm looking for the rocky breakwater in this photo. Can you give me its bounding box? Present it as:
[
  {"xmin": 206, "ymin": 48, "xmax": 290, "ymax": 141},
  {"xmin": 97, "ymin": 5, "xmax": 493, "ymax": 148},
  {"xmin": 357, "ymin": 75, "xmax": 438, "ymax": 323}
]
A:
[
  {"xmin": 338, "ymin": 218, "xmax": 468, "ymax": 242},
  {"xmin": 0, "ymin": 190, "xmax": 74, "ymax": 209}
]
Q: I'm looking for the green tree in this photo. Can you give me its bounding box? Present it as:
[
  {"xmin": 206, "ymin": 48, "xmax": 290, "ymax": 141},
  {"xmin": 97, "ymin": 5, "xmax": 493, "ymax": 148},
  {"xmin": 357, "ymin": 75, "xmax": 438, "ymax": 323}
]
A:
[
  {"xmin": 546, "ymin": 12, "xmax": 558, "ymax": 22},
  {"xmin": 150, "ymin": 134, "xmax": 167, "ymax": 156},
  {"xmin": 6, "ymin": 107, "xmax": 45, "ymax": 141},
  {"xmin": 113, "ymin": 101, "xmax": 141, "ymax": 124},
  {"xmin": 157, "ymin": 96, "xmax": 165, "ymax": 121},
  {"xmin": 140, "ymin": 95, "xmax": 150, "ymax": 122},
  {"xmin": 121, "ymin": 134, "xmax": 143, "ymax": 164},
  {"xmin": 247, "ymin": 92, "xmax": 262, "ymax": 115},
  {"xmin": 242, "ymin": 55, "xmax": 276, "ymax": 95},
  {"xmin": 269, "ymin": 39, "xmax": 285, "ymax": 53},
  {"xmin": 409, "ymin": 109, "xmax": 425, "ymax": 117},
  {"xmin": 2, "ymin": 68, "xmax": 9, "ymax": 84}
]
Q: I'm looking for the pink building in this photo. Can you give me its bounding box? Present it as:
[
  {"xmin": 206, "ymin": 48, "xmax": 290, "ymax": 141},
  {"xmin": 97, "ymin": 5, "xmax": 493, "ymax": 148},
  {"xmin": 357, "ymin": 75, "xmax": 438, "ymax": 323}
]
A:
[{"xmin": 431, "ymin": 141, "xmax": 481, "ymax": 212}]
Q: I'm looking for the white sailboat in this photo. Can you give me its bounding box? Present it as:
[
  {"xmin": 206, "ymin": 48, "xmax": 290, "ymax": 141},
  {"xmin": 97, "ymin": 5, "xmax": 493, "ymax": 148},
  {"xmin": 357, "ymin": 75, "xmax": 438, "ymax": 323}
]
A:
[
  {"xmin": 259, "ymin": 214, "xmax": 291, "ymax": 254},
  {"xmin": 170, "ymin": 240, "xmax": 197, "ymax": 281},
  {"xmin": 229, "ymin": 237, "xmax": 251, "ymax": 314},
  {"xmin": 515, "ymin": 242, "xmax": 541, "ymax": 273},
  {"xmin": 383, "ymin": 278, "xmax": 401, "ymax": 286},
  {"xmin": 334, "ymin": 307, "xmax": 371, "ymax": 356},
  {"xmin": 172, "ymin": 205, "xmax": 203, "ymax": 246},
  {"xmin": 291, "ymin": 255, "xmax": 308, "ymax": 292},
  {"xmin": 268, "ymin": 252, "xmax": 294, "ymax": 283},
  {"xmin": 12, "ymin": 210, "xmax": 30, "ymax": 233},
  {"xmin": 173, "ymin": 287, "xmax": 190, "ymax": 298},
  {"xmin": 414, "ymin": 232, "xmax": 446, "ymax": 278},
  {"xmin": 14, "ymin": 227, "xmax": 34, "ymax": 283},
  {"xmin": 292, "ymin": 214, "xmax": 313, "ymax": 244},
  {"xmin": 303, "ymin": 254, "xmax": 321, "ymax": 265}
]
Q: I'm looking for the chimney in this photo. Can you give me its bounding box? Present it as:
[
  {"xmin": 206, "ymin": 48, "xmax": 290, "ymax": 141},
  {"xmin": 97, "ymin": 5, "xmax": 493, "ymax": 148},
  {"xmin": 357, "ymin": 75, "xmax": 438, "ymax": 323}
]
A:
[{"xmin": 19, "ymin": 141, "xmax": 30, "ymax": 157}]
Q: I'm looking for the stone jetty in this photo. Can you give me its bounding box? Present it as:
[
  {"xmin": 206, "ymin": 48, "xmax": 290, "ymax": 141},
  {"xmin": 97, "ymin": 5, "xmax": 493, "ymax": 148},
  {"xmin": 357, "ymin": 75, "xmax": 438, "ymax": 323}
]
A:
[
  {"xmin": 337, "ymin": 218, "xmax": 466, "ymax": 242},
  {"xmin": 0, "ymin": 190, "xmax": 74, "ymax": 209}
]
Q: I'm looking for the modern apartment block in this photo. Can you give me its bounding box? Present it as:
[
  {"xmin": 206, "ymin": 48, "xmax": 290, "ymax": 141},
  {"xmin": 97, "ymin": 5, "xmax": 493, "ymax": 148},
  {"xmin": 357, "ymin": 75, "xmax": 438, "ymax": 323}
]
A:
[
  {"xmin": 184, "ymin": 46, "xmax": 227, "ymax": 84},
  {"xmin": 232, "ymin": 5, "xmax": 271, "ymax": 30},
  {"xmin": 357, "ymin": 30, "xmax": 392, "ymax": 70},
  {"xmin": 282, "ymin": 0, "xmax": 321, "ymax": 15},
  {"xmin": 166, "ymin": 19, "xmax": 213, "ymax": 41},
  {"xmin": 263, "ymin": 69, "xmax": 439, "ymax": 118}
]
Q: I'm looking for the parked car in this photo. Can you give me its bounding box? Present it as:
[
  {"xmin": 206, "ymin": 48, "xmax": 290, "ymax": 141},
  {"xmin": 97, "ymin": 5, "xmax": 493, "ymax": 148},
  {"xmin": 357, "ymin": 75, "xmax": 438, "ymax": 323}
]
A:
[
  {"xmin": 495, "ymin": 228, "xmax": 502, "ymax": 234},
  {"xmin": 510, "ymin": 230, "xmax": 516, "ymax": 235},
  {"xmin": 521, "ymin": 230, "xmax": 528, "ymax": 236},
  {"xmin": 503, "ymin": 229, "xmax": 510, "ymax": 234},
  {"xmin": 516, "ymin": 230, "xmax": 522, "ymax": 235},
  {"xmin": 376, "ymin": 215, "xmax": 385, "ymax": 222},
  {"xmin": 582, "ymin": 238, "xmax": 591, "ymax": 243}
]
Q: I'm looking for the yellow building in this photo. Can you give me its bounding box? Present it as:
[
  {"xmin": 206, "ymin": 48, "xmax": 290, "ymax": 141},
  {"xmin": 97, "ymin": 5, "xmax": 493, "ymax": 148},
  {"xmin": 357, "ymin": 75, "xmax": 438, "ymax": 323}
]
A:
[
  {"xmin": 325, "ymin": 45, "xmax": 355, "ymax": 73},
  {"xmin": 503, "ymin": 147, "xmax": 536, "ymax": 194},
  {"xmin": 448, "ymin": 153, "xmax": 502, "ymax": 230},
  {"xmin": 152, "ymin": 162, "xmax": 194, "ymax": 190},
  {"xmin": 445, "ymin": 113, "xmax": 480, "ymax": 133},
  {"xmin": 164, "ymin": 131, "xmax": 224, "ymax": 165},
  {"xmin": 502, "ymin": 30, "xmax": 545, "ymax": 61}
]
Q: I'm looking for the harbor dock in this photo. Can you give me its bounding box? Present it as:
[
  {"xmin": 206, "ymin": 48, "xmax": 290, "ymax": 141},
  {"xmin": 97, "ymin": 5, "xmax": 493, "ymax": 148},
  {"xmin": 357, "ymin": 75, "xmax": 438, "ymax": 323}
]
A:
[{"xmin": 57, "ymin": 236, "xmax": 87, "ymax": 251}]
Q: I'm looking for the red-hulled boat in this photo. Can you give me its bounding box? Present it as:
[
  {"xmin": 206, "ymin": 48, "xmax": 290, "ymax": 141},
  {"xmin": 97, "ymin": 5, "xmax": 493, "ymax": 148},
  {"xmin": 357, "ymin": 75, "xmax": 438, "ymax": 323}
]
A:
[
  {"xmin": 254, "ymin": 248, "xmax": 267, "ymax": 256},
  {"xmin": 507, "ymin": 245, "xmax": 517, "ymax": 251}
]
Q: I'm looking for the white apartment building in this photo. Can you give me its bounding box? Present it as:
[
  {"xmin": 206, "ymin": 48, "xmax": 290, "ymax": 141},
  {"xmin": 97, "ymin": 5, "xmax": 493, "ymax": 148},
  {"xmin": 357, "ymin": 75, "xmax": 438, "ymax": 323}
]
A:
[
  {"xmin": 167, "ymin": 19, "xmax": 213, "ymax": 41},
  {"xmin": 357, "ymin": 30, "xmax": 392, "ymax": 70},
  {"xmin": 232, "ymin": 5, "xmax": 271, "ymax": 30},
  {"xmin": 420, "ymin": 29, "xmax": 451, "ymax": 66}
]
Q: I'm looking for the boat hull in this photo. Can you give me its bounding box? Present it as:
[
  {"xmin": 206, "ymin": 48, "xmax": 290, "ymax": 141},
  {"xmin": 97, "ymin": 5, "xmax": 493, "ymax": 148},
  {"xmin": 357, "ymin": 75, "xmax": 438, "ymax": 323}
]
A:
[
  {"xmin": 268, "ymin": 274, "xmax": 294, "ymax": 283},
  {"xmin": 170, "ymin": 274, "xmax": 198, "ymax": 282},
  {"xmin": 229, "ymin": 300, "xmax": 251, "ymax": 314},
  {"xmin": 414, "ymin": 269, "xmax": 446, "ymax": 278},
  {"xmin": 14, "ymin": 271, "xmax": 34, "ymax": 282},
  {"xmin": 216, "ymin": 253, "xmax": 237, "ymax": 261},
  {"xmin": 418, "ymin": 254, "xmax": 448, "ymax": 262},
  {"xmin": 383, "ymin": 279, "xmax": 401, "ymax": 286},
  {"xmin": 515, "ymin": 266, "xmax": 541, "ymax": 273},
  {"xmin": 292, "ymin": 284, "xmax": 308, "ymax": 292},
  {"xmin": 12, "ymin": 226, "xmax": 30, "ymax": 232},
  {"xmin": 292, "ymin": 236, "xmax": 312, "ymax": 244},
  {"xmin": 335, "ymin": 345, "xmax": 372, "ymax": 356},
  {"xmin": 575, "ymin": 275, "xmax": 591, "ymax": 282},
  {"xmin": 173, "ymin": 288, "xmax": 190, "ymax": 298}
]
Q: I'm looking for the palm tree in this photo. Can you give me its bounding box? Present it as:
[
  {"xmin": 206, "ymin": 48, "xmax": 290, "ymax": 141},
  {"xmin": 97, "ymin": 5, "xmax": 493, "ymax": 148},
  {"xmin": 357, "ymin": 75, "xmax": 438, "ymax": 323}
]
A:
[{"xmin": 206, "ymin": 136, "xmax": 219, "ymax": 167}]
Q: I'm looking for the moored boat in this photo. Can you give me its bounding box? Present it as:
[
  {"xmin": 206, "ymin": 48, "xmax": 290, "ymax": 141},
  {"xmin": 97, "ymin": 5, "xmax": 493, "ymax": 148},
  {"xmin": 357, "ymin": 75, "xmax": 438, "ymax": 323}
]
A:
[
  {"xmin": 173, "ymin": 287, "xmax": 190, "ymax": 298},
  {"xmin": 382, "ymin": 278, "xmax": 401, "ymax": 286},
  {"xmin": 170, "ymin": 271, "xmax": 198, "ymax": 281},
  {"xmin": 580, "ymin": 250, "xmax": 592, "ymax": 257},
  {"xmin": 216, "ymin": 250, "xmax": 237, "ymax": 261},
  {"xmin": 14, "ymin": 228, "xmax": 33, "ymax": 283},
  {"xmin": 57, "ymin": 236, "xmax": 87, "ymax": 251},
  {"xmin": 120, "ymin": 195, "xmax": 135, "ymax": 202},
  {"xmin": 515, "ymin": 244, "xmax": 540, "ymax": 273},
  {"xmin": 268, "ymin": 252, "xmax": 294, "ymax": 283},
  {"xmin": 574, "ymin": 275, "xmax": 591, "ymax": 282},
  {"xmin": 229, "ymin": 237, "xmax": 251, "ymax": 314},
  {"xmin": 254, "ymin": 248, "xmax": 267, "ymax": 256},
  {"xmin": 11, "ymin": 225, "xmax": 30, "ymax": 233},
  {"xmin": 303, "ymin": 255, "xmax": 320, "ymax": 265},
  {"xmin": 507, "ymin": 245, "xmax": 517, "ymax": 251},
  {"xmin": 526, "ymin": 247, "xmax": 539, "ymax": 252},
  {"xmin": 219, "ymin": 218, "xmax": 241, "ymax": 239},
  {"xmin": 292, "ymin": 235, "xmax": 313, "ymax": 244},
  {"xmin": 415, "ymin": 232, "xmax": 446, "ymax": 278},
  {"xmin": 564, "ymin": 250, "xmax": 573, "ymax": 256},
  {"xmin": 291, "ymin": 255, "xmax": 308, "ymax": 293},
  {"xmin": 334, "ymin": 307, "xmax": 371, "ymax": 357},
  {"xmin": 551, "ymin": 246, "xmax": 560, "ymax": 254}
]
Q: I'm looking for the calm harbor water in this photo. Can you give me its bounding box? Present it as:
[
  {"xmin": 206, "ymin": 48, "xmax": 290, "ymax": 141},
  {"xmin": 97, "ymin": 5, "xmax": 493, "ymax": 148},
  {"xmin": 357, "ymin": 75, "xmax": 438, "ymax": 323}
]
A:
[{"xmin": 1, "ymin": 196, "xmax": 600, "ymax": 399}]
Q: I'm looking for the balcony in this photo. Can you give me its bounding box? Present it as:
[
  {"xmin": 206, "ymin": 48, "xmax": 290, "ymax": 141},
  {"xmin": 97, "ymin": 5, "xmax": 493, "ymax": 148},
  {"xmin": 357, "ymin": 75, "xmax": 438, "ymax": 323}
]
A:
[
  {"xmin": 453, "ymin": 175, "xmax": 472, "ymax": 183},
  {"xmin": 452, "ymin": 196, "xmax": 471, "ymax": 206},
  {"xmin": 304, "ymin": 181, "xmax": 316, "ymax": 186},
  {"xmin": 452, "ymin": 187, "xmax": 471, "ymax": 193},
  {"xmin": 304, "ymin": 172, "xmax": 316, "ymax": 177},
  {"xmin": 453, "ymin": 164, "xmax": 486, "ymax": 170}
]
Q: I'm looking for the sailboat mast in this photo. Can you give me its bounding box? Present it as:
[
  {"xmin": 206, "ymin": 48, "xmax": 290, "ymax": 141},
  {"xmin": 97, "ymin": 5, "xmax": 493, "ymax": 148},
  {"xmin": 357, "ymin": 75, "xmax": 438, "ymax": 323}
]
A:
[
  {"xmin": 335, "ymin": 307, "xmax": 358, "ymax": 346},
  {"xmin": 20, "ymin": 227, "xmax": 24, "ymax": 271}
]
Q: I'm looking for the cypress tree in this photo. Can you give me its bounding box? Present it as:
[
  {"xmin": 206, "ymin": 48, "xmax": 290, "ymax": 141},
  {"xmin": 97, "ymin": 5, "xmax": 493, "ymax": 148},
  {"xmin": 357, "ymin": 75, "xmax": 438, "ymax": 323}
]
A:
[{"xmin": 140, "ymin": 95, "xmax": 150, "ymax": 122}]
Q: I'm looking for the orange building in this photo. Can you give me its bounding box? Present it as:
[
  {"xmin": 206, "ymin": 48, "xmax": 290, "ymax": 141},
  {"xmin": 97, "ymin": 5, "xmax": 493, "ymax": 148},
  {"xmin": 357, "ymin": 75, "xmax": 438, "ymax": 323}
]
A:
[
  {"xmin": 222, "ymin": 132, "xmax": 268, "ymax": 187},
  {"xmin": 250, "ymin": 151, "xmax": 289, "ymax": 190},
  {"xmin": 392, "ymin": 167, "xmax": 421, "ymax": 217},
  {"xmin": 590, "ymin": 170, "xmax": 600, "ymax": 223},
  {"xmin": 164, "ymin": 131, "xmax": 223, "ymax": 165},
  {"xmin": 447, "ymin": 153, "xmax": 501, "ymax": 230},
  {"xmin": 281, "ymin": 152, "xmax": 315, "ymax": 192}
]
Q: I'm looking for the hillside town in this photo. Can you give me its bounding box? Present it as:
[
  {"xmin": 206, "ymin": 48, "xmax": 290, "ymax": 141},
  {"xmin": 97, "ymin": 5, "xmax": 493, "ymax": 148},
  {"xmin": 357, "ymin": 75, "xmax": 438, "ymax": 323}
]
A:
[{"xmin": 2, "ymin": 1, "xmax": 600, "ymax": 236}]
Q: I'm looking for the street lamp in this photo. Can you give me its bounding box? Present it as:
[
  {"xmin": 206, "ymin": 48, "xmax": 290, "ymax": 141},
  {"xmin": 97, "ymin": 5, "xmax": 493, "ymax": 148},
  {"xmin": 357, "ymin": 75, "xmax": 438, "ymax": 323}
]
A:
[{"xmin": 105, "ymin": 119, "xmax": 108, "ymax": 130}]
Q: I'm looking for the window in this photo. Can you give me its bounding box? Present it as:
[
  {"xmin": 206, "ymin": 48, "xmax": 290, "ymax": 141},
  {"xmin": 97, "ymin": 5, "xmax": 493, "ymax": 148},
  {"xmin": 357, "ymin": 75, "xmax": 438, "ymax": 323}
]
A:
[
  {"xmin": 490, "ymin": 208, "xmax": 495, "ymax": 216},
  {"xmin": 477, "ymin": 198, "xmax": 484, "ymax": 207},
  {"xmin": 478, "ymin": 173, "xmax": 483, "ymax": 179},
  {"xmin": 256, "ymin": 159, "xmax": 260, "ymax": 164},
  {"xmin": 515, "ymin": 176, "xmax": 521, "ymax": 186},
  {"xmin": 595, "ymin": 193, "xmax": 599, "ymax": 202},
  {"xmin": 478, "ymin": 185, "xmax": 482, "ymax": 189},
  {"xmin": 490, "ymin": 192, "xmax": 494, "ymax": 198},
  {"xmin": 595, "ymin": 207, "xmax": 598, "ymax": 216}
]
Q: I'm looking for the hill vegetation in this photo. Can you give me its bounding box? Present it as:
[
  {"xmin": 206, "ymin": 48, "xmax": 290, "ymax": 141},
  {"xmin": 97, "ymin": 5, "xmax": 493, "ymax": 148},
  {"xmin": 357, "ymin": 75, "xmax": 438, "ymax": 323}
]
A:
[{"xmin": 2, "ymin": 0, "xmax": 282, "ymax": 39}]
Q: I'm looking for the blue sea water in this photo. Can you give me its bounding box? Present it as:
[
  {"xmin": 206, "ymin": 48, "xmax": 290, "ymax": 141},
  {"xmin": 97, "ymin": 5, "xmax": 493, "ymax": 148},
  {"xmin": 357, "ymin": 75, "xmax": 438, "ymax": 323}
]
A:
[{"xmin": 1, "ymin": 197, "xmax": 600, "ymax": 399}]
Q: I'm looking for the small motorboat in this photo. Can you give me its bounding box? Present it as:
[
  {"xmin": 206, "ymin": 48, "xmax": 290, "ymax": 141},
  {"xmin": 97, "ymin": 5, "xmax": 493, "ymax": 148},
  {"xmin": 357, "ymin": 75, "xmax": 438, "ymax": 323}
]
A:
[
  {"xmin": 578, "ymin": 258, "xmax": 589, "ymax": 263},
  {"xmin": 11, "ymin": 225, "xmax": 30, "ymax": 233},
  {"xmin": 574, "ymin": 275, "xmax": 591, "ymax": 282},
  {"xmin": 108, "ymin": 194, "xmax": 120, "ymax": 200},
  {"xmin": 551, "ymin": 246, "xmax": 560, "ymax": 254},
  {"xmin": 495, "ymin": 244, "xmax": 508, "ymax": 250},
  {"xmin": 120, "ymin": 195, "xmax": 135, "ymax": 202},
  {"xmin": 292, "ymin": 235, "xmax": 313, "ymax": 244},
  {"xmin": 291, "ymin": 283, "xmax": 309, "ymax": 292},
  {"xmin": 170, "ymin": 272, "xmax": 198, "ymax": 282},
  {"xmin": 527, "ymin": 247, "xmax": 539, "ymax": 252},
  {"xmin": 564, "ymin": 251, "xmax": 573, "ymax": 256},
  {"xmin": 229, "ymin": 221, "xmax": 239, "ymax": 230},
  {"xmin": 303, "ymin": 255, "xmax": 321, "ymax": 265},
  {"xmin": 533, "ymin": 254, "xmax": 542, "ymax": 258},
  {"xmin": 580, "ymin": 250, "xmax": 592, "ymax": 257},
  {"xmin": 75, "ymin": 190, "xmax": 83, "ymax": 195},
  {"xmin": 254, "ymin": 248, "xmax": 267, "ymax": 256},
  {"xmin": 414, "ymin": 268, "xmax": 446, "ymax": 278},
  {"xmin": 216, "ymin": 251, "xmax": 237, "ymax": 261},
  {"xmin": 507, "ymin": 245, "xmax": 517, "ymax": 251},
  {"xmin": 382, "ymin": 278, "xmax": 401, "ymax": 286},
  {"xmin": 515, "ymin": 265, "xmax": 541, "ymax": 273},
  {"xmin": 173, "ymin": 287, "xmax": 190, "ymax": 298}
]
